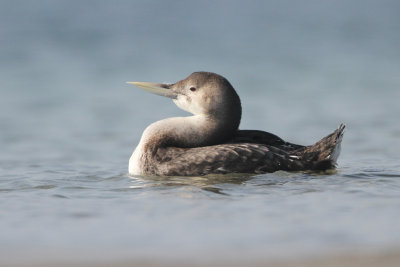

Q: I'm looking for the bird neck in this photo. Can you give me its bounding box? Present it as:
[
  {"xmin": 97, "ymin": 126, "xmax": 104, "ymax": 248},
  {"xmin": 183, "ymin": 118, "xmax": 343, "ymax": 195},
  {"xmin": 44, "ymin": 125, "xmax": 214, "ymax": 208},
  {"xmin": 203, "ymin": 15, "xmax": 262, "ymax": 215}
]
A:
[
  {"xmin": 139, "ymin": 114, "xmax": 237, "ymax": 151},
  {"xmin": 129, "ymin": 113, "xmax": 240, "ymax": 175}
]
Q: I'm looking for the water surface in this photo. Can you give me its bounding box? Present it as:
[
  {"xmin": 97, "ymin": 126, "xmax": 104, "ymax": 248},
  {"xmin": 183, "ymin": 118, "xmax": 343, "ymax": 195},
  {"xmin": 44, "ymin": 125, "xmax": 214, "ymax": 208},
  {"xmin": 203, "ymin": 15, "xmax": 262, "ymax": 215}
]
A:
[{"xmin": 1, "ymin": 0, "xmax": 400, "ymax": 264}]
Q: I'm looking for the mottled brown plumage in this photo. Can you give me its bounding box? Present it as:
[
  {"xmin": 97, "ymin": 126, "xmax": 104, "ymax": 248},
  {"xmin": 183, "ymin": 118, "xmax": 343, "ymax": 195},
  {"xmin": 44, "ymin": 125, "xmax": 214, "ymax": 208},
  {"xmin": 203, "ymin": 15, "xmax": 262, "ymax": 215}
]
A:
[{"xmin": 128, "ymin": 72, "xmax": 345, "ymax": 176}]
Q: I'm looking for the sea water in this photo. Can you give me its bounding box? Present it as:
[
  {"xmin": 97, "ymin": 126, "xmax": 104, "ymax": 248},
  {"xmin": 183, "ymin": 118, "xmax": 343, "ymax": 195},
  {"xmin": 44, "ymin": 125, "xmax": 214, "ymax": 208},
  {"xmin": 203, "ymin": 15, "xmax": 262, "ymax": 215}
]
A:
[{"xmin": 1, "ymin": 0, "xmax": 400, "ymax": 264}]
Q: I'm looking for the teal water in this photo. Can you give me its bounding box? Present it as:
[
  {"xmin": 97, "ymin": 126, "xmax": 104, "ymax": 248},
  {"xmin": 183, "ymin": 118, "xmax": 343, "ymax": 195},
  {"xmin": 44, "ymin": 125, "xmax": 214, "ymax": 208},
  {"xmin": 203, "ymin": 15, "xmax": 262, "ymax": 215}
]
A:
[{"xmin": 1, "ymin": 0, "xmax": 400, "ymax": 264}]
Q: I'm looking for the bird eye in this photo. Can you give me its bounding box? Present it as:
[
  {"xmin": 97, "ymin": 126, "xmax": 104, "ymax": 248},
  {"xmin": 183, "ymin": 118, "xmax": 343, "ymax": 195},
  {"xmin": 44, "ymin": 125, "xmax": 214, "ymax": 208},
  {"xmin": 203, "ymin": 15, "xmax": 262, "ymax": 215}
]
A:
[{"xmin": 190, "ymin": 87, "xmax": 196, "ymax": 92}]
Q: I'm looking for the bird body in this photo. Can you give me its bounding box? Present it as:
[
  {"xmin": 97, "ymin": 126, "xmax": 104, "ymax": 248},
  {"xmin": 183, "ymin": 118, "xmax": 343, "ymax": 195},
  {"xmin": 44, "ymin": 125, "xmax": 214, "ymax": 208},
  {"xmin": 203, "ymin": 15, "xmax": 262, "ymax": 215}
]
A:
[{"xmin": 127, "ymin": 72, "xmax": 344, "ymax": 176}]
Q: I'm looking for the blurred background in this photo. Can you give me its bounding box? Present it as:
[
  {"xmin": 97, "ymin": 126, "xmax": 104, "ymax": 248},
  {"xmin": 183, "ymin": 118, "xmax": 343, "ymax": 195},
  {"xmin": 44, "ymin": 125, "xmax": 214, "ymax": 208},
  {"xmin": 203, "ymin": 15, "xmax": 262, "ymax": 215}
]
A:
[
  {"xmin": 1, "ymin": 0, "xmax": 400, "ymax": 163},
  {"xmin": 1, "ymin": 0, "xmax": 400, "ymax": 265}
]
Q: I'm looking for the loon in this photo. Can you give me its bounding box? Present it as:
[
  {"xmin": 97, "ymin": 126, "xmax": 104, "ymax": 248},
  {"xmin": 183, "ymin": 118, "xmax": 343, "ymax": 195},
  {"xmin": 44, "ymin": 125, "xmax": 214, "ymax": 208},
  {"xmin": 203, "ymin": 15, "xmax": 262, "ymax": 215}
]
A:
[{"xmin": 127, "ymin": 72, "xmax": 345, "ymax": 176}]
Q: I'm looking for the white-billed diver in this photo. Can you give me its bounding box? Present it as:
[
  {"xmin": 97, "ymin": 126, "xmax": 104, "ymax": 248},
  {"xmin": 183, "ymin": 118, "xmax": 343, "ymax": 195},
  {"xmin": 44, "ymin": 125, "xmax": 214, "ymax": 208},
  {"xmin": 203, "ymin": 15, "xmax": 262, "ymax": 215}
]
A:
[{"xmin": 127, "ymin": 72, "xmax": 345, "ymax": 176}]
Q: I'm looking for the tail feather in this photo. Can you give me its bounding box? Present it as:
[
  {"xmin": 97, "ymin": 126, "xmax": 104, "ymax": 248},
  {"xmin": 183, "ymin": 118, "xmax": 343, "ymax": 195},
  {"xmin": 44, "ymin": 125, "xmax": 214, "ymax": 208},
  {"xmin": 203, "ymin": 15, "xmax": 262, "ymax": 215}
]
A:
[
  {"xmin": 327, "ymin": 123, "xmax": 345, "ymax": 163},
  {"xmin": 296, "ymin": 124, "xmax": 345, "ymax": 170}
]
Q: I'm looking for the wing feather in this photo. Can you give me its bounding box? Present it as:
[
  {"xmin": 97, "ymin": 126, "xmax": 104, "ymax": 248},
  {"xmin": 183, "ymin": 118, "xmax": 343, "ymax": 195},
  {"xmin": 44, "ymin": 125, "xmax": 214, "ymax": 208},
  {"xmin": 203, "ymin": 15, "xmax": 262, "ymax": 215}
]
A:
[
  {"xmin": 231, "ymin": 130, "xmax": 305, "ymax": 151},
  {"xmin": 154, "ymin": 143, "xmax": 305, "ymax": 176}
]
